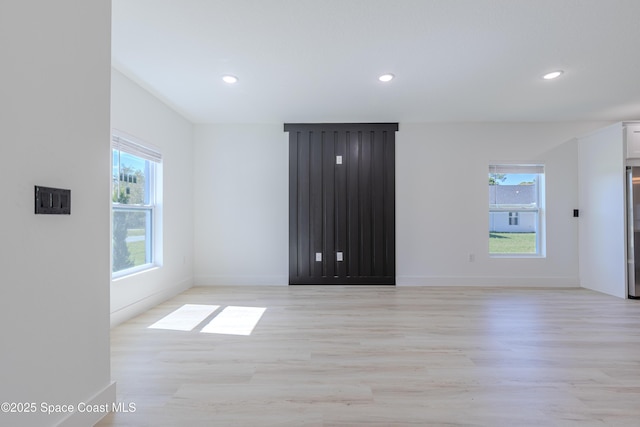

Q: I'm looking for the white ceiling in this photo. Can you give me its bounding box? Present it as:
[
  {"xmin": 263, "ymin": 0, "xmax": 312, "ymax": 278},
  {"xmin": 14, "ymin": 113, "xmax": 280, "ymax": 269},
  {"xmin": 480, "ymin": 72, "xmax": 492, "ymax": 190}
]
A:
[{"xmin": 112, "ymin": 0, "xmax": 640, "ymax": 124}]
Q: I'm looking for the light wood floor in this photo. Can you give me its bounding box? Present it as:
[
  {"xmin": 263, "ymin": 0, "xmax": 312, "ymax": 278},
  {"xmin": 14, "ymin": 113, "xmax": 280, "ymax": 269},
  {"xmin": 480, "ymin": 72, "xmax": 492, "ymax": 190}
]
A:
[{"xmin": 97, "ymin": 286, "xmax": 640, "ymax": 427}]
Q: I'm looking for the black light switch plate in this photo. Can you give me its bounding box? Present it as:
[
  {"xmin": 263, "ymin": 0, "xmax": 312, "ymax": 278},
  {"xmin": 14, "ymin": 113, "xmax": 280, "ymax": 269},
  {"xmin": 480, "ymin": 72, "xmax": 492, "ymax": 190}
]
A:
[{"xmin": 35, "ymin": 186, "xmax": 71, "ymax": 215}]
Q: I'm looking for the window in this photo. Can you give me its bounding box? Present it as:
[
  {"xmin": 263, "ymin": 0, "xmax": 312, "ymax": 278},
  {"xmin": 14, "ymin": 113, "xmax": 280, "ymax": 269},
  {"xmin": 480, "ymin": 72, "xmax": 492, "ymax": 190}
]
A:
[
  {"xmin": 489, "ymin": 164, "xmax": 544, "ymax": 256},
  {"xmin": 112, "ymin": 133, "xmax": 162, "ymax": 276}
]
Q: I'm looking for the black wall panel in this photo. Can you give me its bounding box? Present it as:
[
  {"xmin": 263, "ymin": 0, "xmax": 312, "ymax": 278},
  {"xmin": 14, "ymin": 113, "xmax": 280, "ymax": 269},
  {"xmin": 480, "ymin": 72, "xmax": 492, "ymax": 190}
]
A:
[{"xmin": 286, "ymin": 123, "xmax": 397, "ymax": 285}]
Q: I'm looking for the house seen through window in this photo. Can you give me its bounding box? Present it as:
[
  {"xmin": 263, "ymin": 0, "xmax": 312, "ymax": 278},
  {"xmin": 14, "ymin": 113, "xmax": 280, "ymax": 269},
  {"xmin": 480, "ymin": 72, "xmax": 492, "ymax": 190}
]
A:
[
  {"xmin": 508, "ymin": 212, "xmax": 519, "ymax": 226},
  {"xmin": 489, "ymin": 164, "xmax": 544, "ymax": 256},
  {"xmin": 112, "ymin": 133, "xmax": 162, "ymax": 276}
]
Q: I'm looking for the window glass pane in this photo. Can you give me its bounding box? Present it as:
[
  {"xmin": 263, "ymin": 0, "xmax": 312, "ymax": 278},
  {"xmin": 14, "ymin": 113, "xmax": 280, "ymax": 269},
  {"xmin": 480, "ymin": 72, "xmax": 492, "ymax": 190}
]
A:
[
  {"xmin": 112, "ymin": 149, "xmax": 120, "ymax": 200},
  {"xmin": 112, "ymin": 136, "xmax": 160, "ymax": 277},
  {"xmin": 489, "ymin": 212, "xmax": 537, "ymax": 254},
  {"xmin": 112, "ymin": 208, "xmax": 152, "ymax": 273},
  {"xmin": 113, "ymin": 150, "xmax": 150, "ymax": 205},
  {"xmin": 489, "ymin": 165, "xmax": 543, "ymax": 256},
  {"xmin": 489, "ymin": 173, "xmax": 538, "ymax": 208}
]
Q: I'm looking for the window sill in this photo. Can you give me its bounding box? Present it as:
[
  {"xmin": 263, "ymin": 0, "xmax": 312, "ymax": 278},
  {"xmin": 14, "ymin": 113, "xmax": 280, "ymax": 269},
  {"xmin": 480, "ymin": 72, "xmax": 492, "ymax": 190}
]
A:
[
  {"xmin": 489, "ymin": 254, "xmax": 546, "ymax": 259},
  {"xmin": 112, "ymin": 264, "xmax": 159, "ymax": 281}
]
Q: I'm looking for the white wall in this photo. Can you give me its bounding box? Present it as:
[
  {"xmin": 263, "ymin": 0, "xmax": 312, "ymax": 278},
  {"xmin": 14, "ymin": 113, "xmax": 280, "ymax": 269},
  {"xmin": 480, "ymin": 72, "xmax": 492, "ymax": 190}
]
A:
[
  {"xmin": 110, "ymin": 69, "xmax": 195, "ymax": 325},
  {"xmin": 193, "ymin": 121, "xmax": 610, "ymax": 287},
  {"xmin": 193, "ymin": 124, "xmax": 289, "ymax": 285},
  {"xmin": 0, "ymin": 1, "xmax": 114, "ymax": 426},
  {"xmin": 578, "ymin": 123, "xmax": 626, "ymax": 298},
  {"xmin": 397, "ymin": 122, "xmax": 610, "ymax": 286}
]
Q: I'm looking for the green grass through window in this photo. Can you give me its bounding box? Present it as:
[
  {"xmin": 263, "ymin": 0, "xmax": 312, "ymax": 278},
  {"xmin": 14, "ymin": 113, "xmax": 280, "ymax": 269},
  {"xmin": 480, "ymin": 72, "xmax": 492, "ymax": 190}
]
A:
[
  {"xmin": 489, "ymin": 232, "xmax": 536, "ymax": 254},
  {"xmin": 127, "ymin": 241, "xmax": 147, "ymax": 266}
]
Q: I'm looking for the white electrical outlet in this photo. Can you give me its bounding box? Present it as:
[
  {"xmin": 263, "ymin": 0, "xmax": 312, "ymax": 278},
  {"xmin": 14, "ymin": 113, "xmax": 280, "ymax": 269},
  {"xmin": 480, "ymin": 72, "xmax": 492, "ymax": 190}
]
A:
[
  {"xmin": 315, "ymin": 252, "xmax": 322, "ymax": 262},
  {"xmin": 468, "ymin": 253, "xmax": 475, "ymax": 262},
  {"xmin": 336, "ymin": 252, "xmax": 344, "ymax": 262}
]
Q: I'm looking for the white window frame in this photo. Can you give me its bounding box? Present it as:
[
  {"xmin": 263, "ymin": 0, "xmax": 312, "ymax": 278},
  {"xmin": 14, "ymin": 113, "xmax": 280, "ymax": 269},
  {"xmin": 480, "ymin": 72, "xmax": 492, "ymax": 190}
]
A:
[
  {"xmin": 111, "ymin": 131, "xmax": 162, "ymax": 278},
  {"xmin": 489, "ymin": 164, "xmax": 545, "ymax": 258}
]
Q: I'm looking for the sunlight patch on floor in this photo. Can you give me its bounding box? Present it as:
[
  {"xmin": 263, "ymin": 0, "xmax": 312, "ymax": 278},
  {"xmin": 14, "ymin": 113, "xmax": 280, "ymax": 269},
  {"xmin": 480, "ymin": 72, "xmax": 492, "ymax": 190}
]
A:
[
  {"xmin": 200, "ymin": 306, "xmax": 267, "ymax": 336},
  {"xmin": 148, "ymin": 304, "xmax": 220, "ymax": 331}
]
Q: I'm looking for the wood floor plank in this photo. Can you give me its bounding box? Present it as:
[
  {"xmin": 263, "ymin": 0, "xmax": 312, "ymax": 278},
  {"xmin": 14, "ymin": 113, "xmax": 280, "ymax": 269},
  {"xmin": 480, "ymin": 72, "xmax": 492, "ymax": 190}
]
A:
[{"xmin": 96, "ymin": 286, "xmax": 640, "ymax": 427}]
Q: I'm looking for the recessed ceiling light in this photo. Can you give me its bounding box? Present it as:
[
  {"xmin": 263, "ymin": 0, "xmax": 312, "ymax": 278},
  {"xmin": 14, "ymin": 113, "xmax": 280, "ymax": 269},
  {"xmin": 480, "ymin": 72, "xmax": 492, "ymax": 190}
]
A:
[
  {"xmin": 378, "ymin": 73, "xmax": 395, "ymax": 82},
  {"xmin": 542, "ymin": 70, "xmax": 564, "ymax": 80},
  {"xmin": 222, "ymin": 75, "xmax": 238, "ymax": 84}
]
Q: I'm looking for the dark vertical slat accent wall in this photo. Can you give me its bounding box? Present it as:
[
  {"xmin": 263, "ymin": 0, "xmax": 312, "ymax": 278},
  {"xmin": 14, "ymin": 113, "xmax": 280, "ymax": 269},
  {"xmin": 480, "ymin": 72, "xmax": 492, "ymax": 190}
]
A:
[
  {"xmin": 321, "ymin": 131, "xmax": 333, "ymax": 278},
  {"xmin": 360, "ymin": 131, "xmax": 373, "ymax": 277},
  {"xmin": 335, "ymin": 130, "xmax": 347, "ymax": 279},
  {"xmin": 384, "ymin": 130, "xmax": 396, "ymax": 276},
  {"xmin": 310, "ymin": 131, "xmax": 323, "ymax": 278},
  {"xmin": 286, "ymin": 123, "xmax": 397, "ymax": 285},
  {"xmin": 298, "ymin": 132, "xmax": 310, "ymax": 277},
  {"xmin": 289, "ymin": 132, "xmax": 299, "ymax": 279},
  {"xmin": 372, "ymin": 130, "xmax": 385, "ymax": 278},
  {"xmin": 346, "ymin": 130, "xmax": 359, "ymax": 278}
]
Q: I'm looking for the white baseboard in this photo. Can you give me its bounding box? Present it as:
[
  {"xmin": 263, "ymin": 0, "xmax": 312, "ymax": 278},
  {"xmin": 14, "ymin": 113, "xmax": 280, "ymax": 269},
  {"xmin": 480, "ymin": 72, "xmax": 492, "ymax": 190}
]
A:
[
  {"xmin": 194, "ymin": 275, "xmax": 288, "ymax": 286},
  {"xmin": 396, "ymin": 276, "xmax": 580, "ymax": 287},
  {"xmin": 55, "ymin": 381, "xmax": 116, "ymax": 427},
  {"xmin": 192, "ymin": 275, "xmax": 579, "ymax": 288},
  {"xmin": 110, "ymin": 278, "xmax": 193, "ymax": 327}
]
